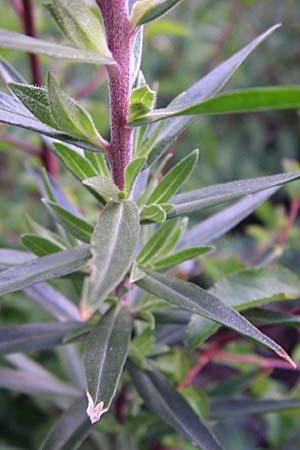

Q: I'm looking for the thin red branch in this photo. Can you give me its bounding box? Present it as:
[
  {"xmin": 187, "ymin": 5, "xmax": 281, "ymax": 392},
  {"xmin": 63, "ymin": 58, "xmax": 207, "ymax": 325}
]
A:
[
  {"xmin": 212, "ymin": 350, "xmax": 300, "ymax": 371},
  {"xmin": 278, "ymin": 197, "xmax": 300, "ymax": 246},
  {"xmin": 75, "ymin": 67, "xmax": 106, "ymax": 101},
  {"xmin": 10, "ymin": 0, "xmax": 24, "ymax": 17},
  {"xmin": 21, "ymin": 0, "xmax": 59, "ymax": 177},
  {"xmin": 0, "ymin": 133, "xmax": 40, "ymax": 155}
]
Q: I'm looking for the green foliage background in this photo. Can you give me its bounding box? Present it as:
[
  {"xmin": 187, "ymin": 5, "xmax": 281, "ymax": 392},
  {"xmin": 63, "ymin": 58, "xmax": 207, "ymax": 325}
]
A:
[{"xmin": 0, "ymin": 1, "xmax": 300, "ymax": 449}]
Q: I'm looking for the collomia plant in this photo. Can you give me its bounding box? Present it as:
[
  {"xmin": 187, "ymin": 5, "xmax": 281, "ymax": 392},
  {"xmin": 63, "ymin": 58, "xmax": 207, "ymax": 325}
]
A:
[{"xmin": 1, "ymin": 1, "xmax": 300, "ymax": 449}]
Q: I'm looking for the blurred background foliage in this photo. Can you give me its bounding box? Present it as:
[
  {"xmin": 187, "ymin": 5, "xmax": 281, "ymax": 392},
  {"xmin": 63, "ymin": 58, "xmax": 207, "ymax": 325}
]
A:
[{"xmin": 0, "ymin": 1, "xmax": 300, "ymax": 449}]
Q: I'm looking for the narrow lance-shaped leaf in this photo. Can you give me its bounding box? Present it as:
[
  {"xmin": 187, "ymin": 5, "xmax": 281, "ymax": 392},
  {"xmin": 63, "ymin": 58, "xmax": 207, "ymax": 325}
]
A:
[
  {"xmin": 129, "ymin": 86, "xmax": 300, "ymax": 126},
  {"xmin": 53, "ymin": 142, "xmax": 98, "ymax": 180},
  {"xmin": 125, "ymin": 157, "xmax": 147, "ymax": 194},
  {"xmin": 42, "ymin": 199, "xmax": 93, "ymax": 243},
  {"xmin": 39, "ymin": 396, "xmax": 93, "ymax": 450},
  {"xmin": 136, "ymin": 270, "xmax": 295, "ymax": 366},
  {"xmin": 0, "ymin": 322, "xmax": 81, "ymax": 354},
  {"xmin": 128, "ymin": 361, "xmax": 224, "ymax": 450},
  {"xmin": 47, "ymin": 72, "xmax": 102, "ymax": 147},
  {"xmin": 21, "ymin": 233, "xmax": 65, "ymax": 257},
  {"xmin": 0, "ymin": 29, "xmax": 114, "ymax": 65},
  {"xmin": 179, "ymin": 188, "xmax": 278, "ymax": 249},
  {"xmin": 140, "ymin": 24, "xmax": 280, "ymax": 164},
  {"xmin": 146, "ymin": 149, "xmax": 199, "ymax": 205},
  {"xmin": 131, "ymin": 0, "xmax": 183, "ymax": 27},
  {"xmin": 151, "ymin": 246, "xmax": 212, "ymax": 269},
  {"xmin": 210, "ymin": 397, "xmax": 300, "ymax": 419},
  {"xmin": 0, "ymin": 56, "xmax": 26, "ymax": 84},
  {"xmin": 185, "ymin": 266, "xmax": 300, "ymax": 349},
  {"xmin": 169, "ymin": 171, "xmax": 300, "ymax": 217},
  {"xmin": 81, "ymin": 201, "xmax": 140, "ymax": 314},
  {"xmin": 83, "ymin": 306, "xmax": 132, "ymax": 423},
  {"xmin": 0, "ymin": 245, "xmax": 90, "ymax": 297},
  {"xmin": 45, "ymin": 0, "xmax": 111, "ymax": 56},
  {"xmin": 83, "ymin": 175, "xmax": 122, "ymax": 201},
  {"xmin": 9, "ymin": 82, "xmax": 58, "ymax": 128}
]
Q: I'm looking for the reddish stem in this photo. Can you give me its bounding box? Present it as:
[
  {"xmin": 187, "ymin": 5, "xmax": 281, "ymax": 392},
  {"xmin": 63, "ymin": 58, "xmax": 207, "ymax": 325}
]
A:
[
  {"xmin": 97, "ymin": 0, "xmax": 134, "ymax": 189},
  {"xmin": 0, "ymin": 133, "xmax": 40, "ymax": 155},
  {"xmin": 278, "ymin": 197, "xmax": 300, "ymax": 246},
  {"xmin": 212, "ymin": 350, "xmax": 300, "ymax": 371},
  {"xmin": 21, "ymin": 0, "xmax": 59, "ymax": 177},
  {"xmin": 11, "ymin": 0, "xmax": 24, "ymax": 16}
]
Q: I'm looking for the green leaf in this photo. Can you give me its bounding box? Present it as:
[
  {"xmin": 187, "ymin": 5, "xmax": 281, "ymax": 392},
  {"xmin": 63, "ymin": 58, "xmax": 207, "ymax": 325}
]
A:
[
  {"xmin": 147, "ymin": 150, "xmax": 198, "ymax": 205},
  {"xmin": 244, "ymin": 307, "xmax": 300, "ymax": 327},
  {"xmin": 84, "ymin": 151, "xmax": 110, "ymax": 178},
  {"xmin": 137, "ymin": 218, "xmax": 178, "ymax": 264},
  {"xmin": 180, "ymin": 188, "xmax": 279, "ymax": 248},
  {"xmin": 185, "ymin": 266, "xmax": 300, "ymax": 349},
  {"xmin": 125, "ymin": 157, "xmax": 147, "ymax": 194},
  {"xmin": 151, "ymin": 246, "xmax": 212, "ymax": 269},
  {"xmin": 83, "ymin": 305, "xmax": 132, "ymax": 423},
  {"xmin": 47, "ymin": 72, "xmax": 101, "ymax": 146},
  {"xmin": 0, "ymin": 57, "xmax": 26, "ymax": 84},
  {"xmin": 136, "ymin": 270, "xmax": 295, "ymax": 365},
  {"xmin": 39, "ymin": 397, "xmax": 92, "ymax": 450},
  {"xmin": 141, "ymin": 203, "xmax": 168, "ymax": 222},
  {"xmin": 0, "ymin": 92, "xmax": 99, "ymax": 152},
  {"xmin": 128, "ymin": 85, "xmax": 156, "ymax": 122},
  {"xmin": 42, "ymin": 199, "xmax": 93, "ymax": 243},
  {"xmin": 128, "ymin": 362, "xmax": 224, "ymax": 450},
  {"xmin": 53, "ymin": 142, "xmax": 98, "ymax": 180},
  {"xmin": 9, "ymin": 82, "xmax": 57, "ymax": 128},
  {"xmin": 0, "ymin": 322, "xmax": 81, "ymax": 354},
  {"xmin": 21, "ymin": 234, "xmax": 65, "ymax": 257},
  {"xmin": 45, "ymin": 0, "xmax": 111, "ymax": 56},
  {"xmin": 169, "ymin": 171, "xmax": 300, "ymax": 218},
  {"xmin": 0, "ymin": 29, "xmax": 114, "ymax": 65},
  {"xmin": 130, "ymin": 27, "xmax": 143, "ymax": 86},
  {"xmin": 81, "ymin": 201, "xmax": 140, "ymax": 314},
  {"xmin": 210, "ymin": 398, "xmax": 300, "ymax": 419},
  {"xmin": 131, "ymin": 0, "xmax": 183, "ymax": 27},
  {"xmin": 139, "ymin": 24, "xmax": 280, "ymax": 164},
  {"xmin": 0, "ymin": 246, "xmax": 90, "ymax": 297},
  {"xmin": 129, "ymin": 86, "xmax": 300, "ymax": 126},
  {"xmin": 83, "ymin": 175, "xmax": 121, "ymax": 201}
]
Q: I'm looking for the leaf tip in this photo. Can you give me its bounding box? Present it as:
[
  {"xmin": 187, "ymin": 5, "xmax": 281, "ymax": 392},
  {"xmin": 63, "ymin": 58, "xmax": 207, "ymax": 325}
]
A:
[{"xmin": 86, "ymin": 392, "xmax": 108, "ymax": 424}]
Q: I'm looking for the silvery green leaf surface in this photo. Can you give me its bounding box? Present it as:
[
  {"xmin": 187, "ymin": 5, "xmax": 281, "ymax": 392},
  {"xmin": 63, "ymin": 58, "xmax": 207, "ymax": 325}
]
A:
[
  {"xmin": 9, "ymin": 82, "xmax": 57, "ymax": 128},
  {"xmin": 146, "ymin": 149, "xmax": 198, "ymax": 205},
  {"xmin": 0, "ymin": 246, "xmax": 89, "ymax": 297},
  {"xmin": 0, "ymin": 249, "xmax": 33, "ymax": 269},
  {"xmin": 125, "ymin": 157, "xmax": 147, "ymax": 194},
  {"xmin": 128, "ymin": 362, "xmax": 224, "ymax": 450},
  {"xmin": 47, "ymin": 72, "xmax": 101, "ymax": 146},
  {"xmin": 139, "ymin": 25, "xmax": 280, "ymax": 164},
  {"xmin": 82, "ymin": 201, "xmax": 140, "ymax": 313},
  {"xmin": 169, "ymin": 171, "xmax": 300, "ymax": 218},
  {"xmin": 137, "ymin": 218, "xmax": 180, "ymax": 264},
  {"xmin": 21, "ymin": 233, "xmax": 65, "ymax": 257},
  {"xmin": 83, "ymin": 175, "xmax": 121, "ymax": 201},
  {"xmin": 128, "ymin": 85, "xmax": 156, "ymax": 122},
  {"xmin": 53, "ymin": 142, "xmax": 98, "ymax": 180},
  {"xmin": 39, "ymin": 397, "xmax": 92, "ymax": 450},
  {"xmin": 0, "ymin": 321, "xmax": 81, "ymax": 354},
  {"xmin": 130, "ymin": 27, "xmax": 144, "ymax": 86},
  {"xmin": 151, "ymin": 246, "xmax": 212, "ymax": 269},
  {"xmin": 84, "ymin": 151, "xmax": 110, "ymax": 178},
  {"xmin": 185, "ymin": 266, "xmax": 300, "ymax": 349},
  {"xmin": 42, "ymin": 199, "xmax": 93, "ymax": 243},
  {"xmin": 83, "ymin": 306, "xmax": 132, "ymax": 423},
  {"xmin": 136, "ymin": 270, "xmax": 294, "ymax": 365},
  {"xmin": 0, "ymin": 368, "xmax": 80, "ymax": 406},
  {"xmin": 130, "ymin": 0, "xmax": 183, "ymax": 27},
  {"xmin": 129, "ymin": 86, "xmax": 300, "ymax": 126},
  {"xmin": 45, "ymin": 0, "xmax": 111, "ymax": 56},
  {"xmin": 0, "ymin": 29, "xmax": 114, "ymax": 65},
  {"xmin": 141, "ymin": 203, "xmax": 167, "ymax": 222},
  {"xmin": 179, "ymin": 188, "xmax": 278, "ymax": 249}
]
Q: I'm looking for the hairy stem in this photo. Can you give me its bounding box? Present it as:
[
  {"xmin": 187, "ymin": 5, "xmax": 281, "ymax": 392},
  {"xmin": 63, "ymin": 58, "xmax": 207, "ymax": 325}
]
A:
[
  {"xmin": 97, "ymin": 0, "xmax": 134, "ymax": 189},
  {"xmin": 21, "ymin": 0, "xmax": 59, "ymax": 177}
]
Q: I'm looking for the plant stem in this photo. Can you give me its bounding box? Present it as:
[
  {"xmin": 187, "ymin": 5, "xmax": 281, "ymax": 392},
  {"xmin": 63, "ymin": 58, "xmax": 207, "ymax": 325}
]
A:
[
  {"xmin": 97, "ymin": 0, "xmax": 134, "ymax": 190},
  {"xmin": 21, "ymin": 0, "xmax": 59, "ymax": 178}
]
